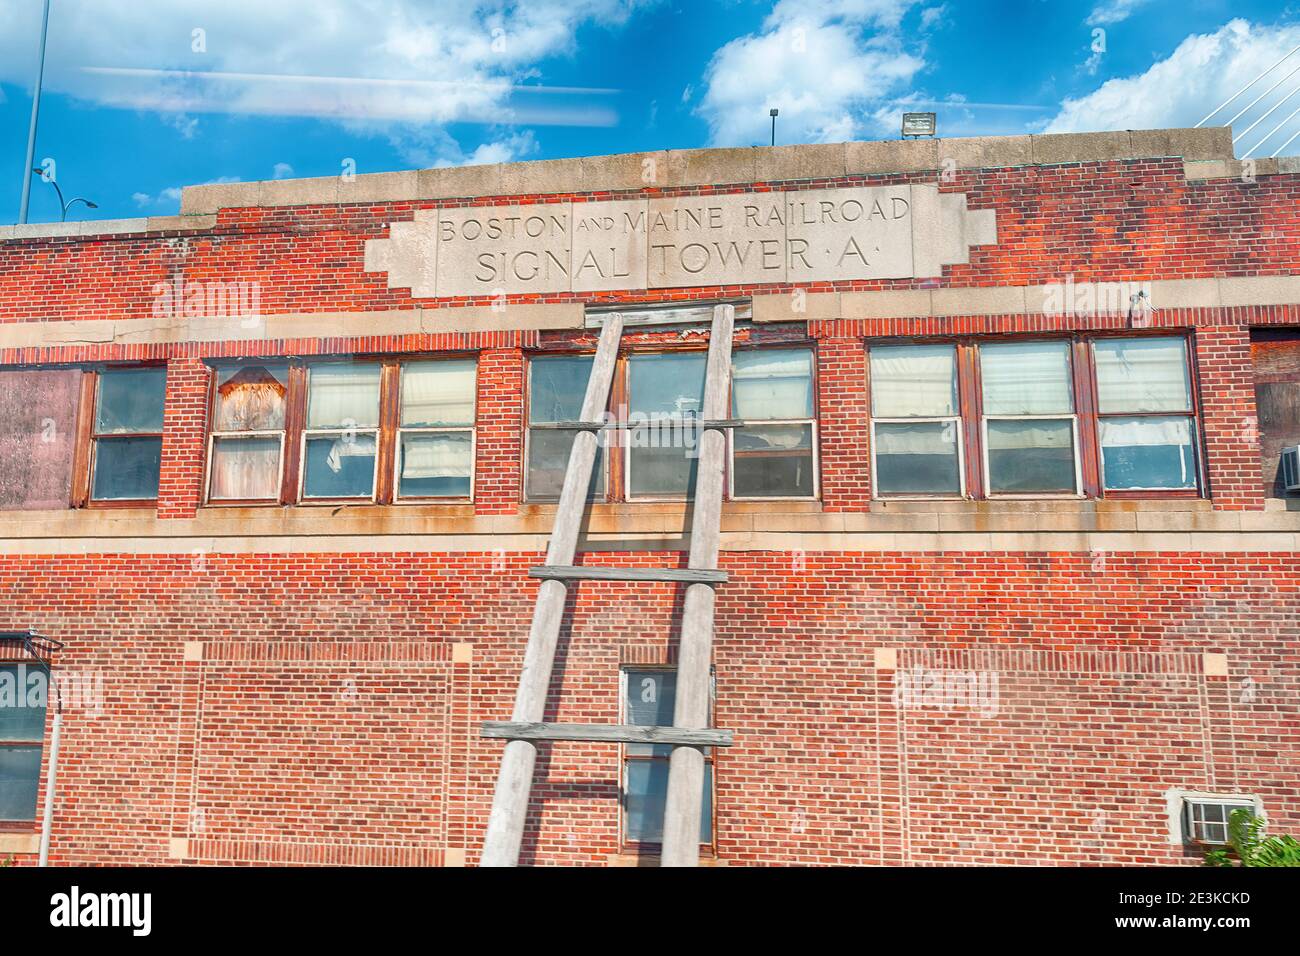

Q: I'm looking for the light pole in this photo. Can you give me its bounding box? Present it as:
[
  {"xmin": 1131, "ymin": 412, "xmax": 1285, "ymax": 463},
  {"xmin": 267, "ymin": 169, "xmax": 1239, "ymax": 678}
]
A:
[
  {"xmin": 18, "ymin": 0, "xmax": 52, "ymax": 225},
  {"xmin": 769, "ymin": 108, "xmax": 779, "ymax": 146},
  {"xmin": 32, "ymin": 169, "xmax": 96, "ymax": 221}
]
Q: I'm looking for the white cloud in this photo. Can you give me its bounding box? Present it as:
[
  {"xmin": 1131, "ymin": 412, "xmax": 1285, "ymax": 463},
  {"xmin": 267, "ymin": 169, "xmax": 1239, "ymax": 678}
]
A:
[
  {"xmin": 0, "ymin": 0, "xmax": 645, "ymax": 166},
  {"xmin": 1043, "ymin": 18, "xmax": 1300, "ymax": 158},
  {"xmin": 1085, "ymin": 0, "xmax": 1154, "ymax": 27},
  {"xmin": 272, "ymin": 162, "xmax": 294, "ymax": 179},
  {"xmin": 697, "ymin": 0, "xmax": 926, "ymax": 146}
]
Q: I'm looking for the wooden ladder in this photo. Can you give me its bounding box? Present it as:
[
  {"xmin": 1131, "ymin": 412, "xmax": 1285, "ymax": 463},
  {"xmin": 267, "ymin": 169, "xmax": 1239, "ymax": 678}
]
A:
[{"xmin": 479, "ymin": 304, "xmax": 736, "ymax": 867}]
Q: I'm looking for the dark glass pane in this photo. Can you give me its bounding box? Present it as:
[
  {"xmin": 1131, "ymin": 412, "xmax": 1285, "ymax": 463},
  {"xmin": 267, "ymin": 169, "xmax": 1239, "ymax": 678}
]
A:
[
  {"xmin": 986, "ymin": 419, "xmax": 1076, "ymax": 494},
  {"xmin": 624, "ymin": 760, "xmax": 711, "ymax": 844},
  {"xmin": 733, "ymin": 424, "xmax": 814, "ymax": 497},
  {"xmin": 97, "ymin": 368, "xmax": 166, "ymax": 433},
  {"xmin": 525, "ymin": 429, "xmax": 604, "ymax": 500},
  {"xmin": 92, "ymin": 436, "xmax": 162, "ymax": 500},
  {"xmin": 629, "ymin": 353, "xmax": 706, "ymax": 417},
  {"xmin": 302, "ymin": 434, "xmax": 377, "ymax": 498},
  {"xmin": 1100, "ymin": 416, "xmax": 1196, "ymax": 489},
  {"xmin": 625, "ymin": 670, "xmax": 676, "ymax": 757},
  {"xmin": 398, "ymin": 432, "xmax": 472, "ymax": 498},
  {"xmin": 529, "ymin": 356, "xmax": 594, "ymax": 424},
  {"xmin": 0, "ymin": 746, "xmax": 42, "ymax": 821},
  {"xmin": 874, "ymin": 421, "xmax": 960, "ymax": 495},
  {"xmin": 0, "ymin": 665, "xmax": 48, "ymax": 740},
  {"xmin": 629, "ymin": 432, "xmax": 698, "ymax": 498}
]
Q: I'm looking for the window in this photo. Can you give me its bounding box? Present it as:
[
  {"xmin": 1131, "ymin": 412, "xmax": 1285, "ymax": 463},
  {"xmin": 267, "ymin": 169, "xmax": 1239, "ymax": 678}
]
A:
[
  {"xmin": 979, "ymin": 341, "xmax": 1079, "ymax": 495},
  {"xmin": 526, "ymin": 355, "xmax": 604, "ymax": 501},
  {"xmin": 1183, "ymin": 797, "xmax": 1257, "ymax": 845},
  {"xmin": 627, "ymin": 352, "xmax": 706, "ymax": 499},
  {"xmin": 0, "ymin": 368, "xmax": 82, "ymax": 510},
  {"xmin": 396, "ymin": 360, "xmax": 476, "ymax": 500},
  {"xmin": 0, "ymin": 663, "xmax": 47, "ymax": 827},
  {"xmin": 205, "ymin": 357, "xmax": 477, "ymax": 506},
  {"xmin": 869, "ymin": 344, "xmax": 963, "ymax": 496},
  {"xmin": 525, "ymin": 346, "xmax": 818, "ymax": 502},
  {"xmin": 869, "ymin": 335, "xmax": 1200, "ymax": 499},
  {"xmin": 301, "ymin": 364, "xmax": 382, "ymax": 501},
  {"xmin": 90, "ymin": 367, "xmax": 166, "ymax": 503},
  {"xmin": 207, "ymin": 365, "xmax": 289, "ymax": 502},
  {"xmin": 731, "ymin": 349, "xmax": 817, "ymax": 499},
  {"xmin": 620, "ymin": 668, "xmax": 713, "ymax": 849},
  {"xmin": 1093, "ymin": 337, "xmax": 1198, "ymax": 491}
]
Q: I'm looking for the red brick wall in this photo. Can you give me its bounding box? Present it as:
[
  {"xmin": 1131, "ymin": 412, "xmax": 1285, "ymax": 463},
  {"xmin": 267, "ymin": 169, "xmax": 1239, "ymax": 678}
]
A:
[
  {"xmin": 1195, "ymin": 325, "xmax": 1264, "ymax": 509},
  {"xmin": 158, "ymin": 356, "xmax": 211, "ymax": 519},
  {"xmin": 815, "ymin": 337, "xmax": 871, "ymax": 510},
  {"xmin": 474, "ymin": 348, "xmax": 525, "ymax": 514},
  {"xmin": 2, "ymin": 160, "xmax": 1298, "ymax": 324},
  {"xmin": 3, "ymin": 549, "xmax": 1295, "ymax": 866}
]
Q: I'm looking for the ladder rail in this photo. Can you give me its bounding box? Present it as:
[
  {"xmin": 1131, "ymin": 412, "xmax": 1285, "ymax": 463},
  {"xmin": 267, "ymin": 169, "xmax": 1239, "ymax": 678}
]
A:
[
  {"xmin": 480, "ymin": 312, "xmax": 625, "ymax": 867},
  {"xmin": 661, "ymin": 304, "xmax": 735, "ymax": 866}
]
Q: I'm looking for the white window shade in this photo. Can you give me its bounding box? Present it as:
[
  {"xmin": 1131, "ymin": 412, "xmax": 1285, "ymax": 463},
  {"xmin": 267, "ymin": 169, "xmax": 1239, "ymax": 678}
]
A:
[
  {"xmin": 1094, "ymin": 338, "xmax": 1191, "ymax": 413},
  {"xmin": 1099, "ymin": 415, "xmax": 1192, "ymax": 447},
  {"xmin": 307, "ymin": 365, "xmax": 381, "ymax": 428},
  {"xmin": 986, "ymin": 418, "xmax": 1074, "ymax": 449},
  {"xmin": 732, "ymin": 350, "xmax": 813, "ymax": 420},
  {"xmin": 401, "ymin": 433, "xmax": 472, "ymax": 479},
  {"xmin": 874, "ymin": 419, "xmax": 958, "ymax": 455},
  {"xmin": 870, "ymin": 344, "xmax": 957, "ymax": 418},
  {"xmin": 980, "ymin": 341, "xmax": 1073, "ymax": 415},
  {"xmin": 402, "ymin": 360, "xmax": 476, "ymax": 427}
]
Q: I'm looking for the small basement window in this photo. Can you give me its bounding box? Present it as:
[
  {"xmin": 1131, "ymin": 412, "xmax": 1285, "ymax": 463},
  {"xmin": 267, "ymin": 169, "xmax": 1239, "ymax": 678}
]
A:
[{"xmin": 1184, "ymin": 797, "xmax": 1256, "ymax": 845}]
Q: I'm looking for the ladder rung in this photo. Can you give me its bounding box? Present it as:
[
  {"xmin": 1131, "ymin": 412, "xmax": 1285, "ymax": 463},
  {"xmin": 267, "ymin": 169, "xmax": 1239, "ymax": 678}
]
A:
[
  {"xmin": 530, "ymin": 565, "xmax": 727, "ymax": 584},
  {"xmin": 481, "ymin": 721, "xmax": 733, "ymax": 747}
]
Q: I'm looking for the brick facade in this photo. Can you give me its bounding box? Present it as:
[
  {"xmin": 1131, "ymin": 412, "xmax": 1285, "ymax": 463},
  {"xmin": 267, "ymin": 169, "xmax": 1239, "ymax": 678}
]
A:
[{"xmin": 1, "ymin": 134, "xmax": 1298, "ymax": 866}]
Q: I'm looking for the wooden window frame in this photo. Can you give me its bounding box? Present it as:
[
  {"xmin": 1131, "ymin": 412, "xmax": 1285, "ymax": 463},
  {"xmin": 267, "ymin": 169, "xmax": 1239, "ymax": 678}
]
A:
[
  {"xmin": 1090, "ymin": 335, "xmax": 1203, "ymax": 498},
  {"xmin": 867, "ymin": 342, "xmax": 967, "ymax": 500},
  {"xmin": 523, "ymin": 343, "xmax": 820, "ymax": 504},
  {"xmin": 0, "ymin": 660, "xmax": 48, "ymax": 832},
  {"xmin": 393, "ymin": 358, "xmax": 478, "ymax": 504},
  {"xmin": 77, "ymin": 364, "xmax": 168, "ymax": 509},
  {"xmin": 867, "ymin": 332, "xmax": 1204, "ymax": 501},
  {"xmin": 203, "ymin": 355, "xmax": 477, "ymax": 508},
  {"xmin": 618, "ymin": 665, "xmax": 716, "ymax": 856}
]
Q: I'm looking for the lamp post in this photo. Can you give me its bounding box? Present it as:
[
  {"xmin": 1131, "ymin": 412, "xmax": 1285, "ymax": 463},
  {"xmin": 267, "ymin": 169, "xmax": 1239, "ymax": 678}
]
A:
[
  {"xmin": 769, "ymin": 108, "xmax": 779, "ymax": 146},
  {"xmin": 18, "ymin": 0, "xmax": 52, "ymax": 225},
  {"xmin": 32, "ymin": 169, "xmax": 96, "ymax": 221}
]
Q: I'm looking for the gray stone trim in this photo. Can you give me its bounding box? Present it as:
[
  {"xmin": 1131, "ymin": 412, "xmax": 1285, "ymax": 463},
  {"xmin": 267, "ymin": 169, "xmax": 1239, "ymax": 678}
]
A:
[
  {"xmin": 177, "ymin": 127, "xmax": 1239, "ymax": 215},
  {"xmin": 0, "ymin": 214, "xmax": 217, "ymax": 241}
]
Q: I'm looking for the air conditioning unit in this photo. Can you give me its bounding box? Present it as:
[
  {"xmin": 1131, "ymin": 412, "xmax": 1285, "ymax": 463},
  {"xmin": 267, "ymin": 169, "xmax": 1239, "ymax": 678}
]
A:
[{"xmin": 1283, "ymin": 446, "xmax": 1300, "ymax": 493}]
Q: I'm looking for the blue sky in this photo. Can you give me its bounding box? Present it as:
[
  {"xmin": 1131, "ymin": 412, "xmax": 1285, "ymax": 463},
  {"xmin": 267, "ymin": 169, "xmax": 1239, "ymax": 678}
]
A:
[{"xmin": 1, "ymin": 0, "xmax": 1299, "ymax": 223}]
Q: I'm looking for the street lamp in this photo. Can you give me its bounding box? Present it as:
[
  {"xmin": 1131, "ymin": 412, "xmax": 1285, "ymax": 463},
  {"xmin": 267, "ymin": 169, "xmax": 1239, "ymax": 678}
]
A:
[
  {"xmin": 769, "ymin": 108, "xmax": 779, "ymax": 147},
  {"xmin": 31, "ymin": 168, "xmax": 97, "ymax": 221}
]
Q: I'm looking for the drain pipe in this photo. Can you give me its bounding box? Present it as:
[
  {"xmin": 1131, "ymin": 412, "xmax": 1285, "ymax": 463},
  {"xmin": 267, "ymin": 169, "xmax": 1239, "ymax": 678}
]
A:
[{"xmin": 37, "ymin": 670, "xmax": 62, "ymax": 867}]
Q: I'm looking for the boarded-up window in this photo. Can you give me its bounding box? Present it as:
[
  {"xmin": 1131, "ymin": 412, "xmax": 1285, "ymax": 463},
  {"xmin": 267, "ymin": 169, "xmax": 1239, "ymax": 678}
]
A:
[
  {"xmin": 0, "ymin": 369, "xmax": 81, "ymax": 510},
  {"xmin": 1250, "ymin": 329, "xmax": 1300, "ymax": 497}
]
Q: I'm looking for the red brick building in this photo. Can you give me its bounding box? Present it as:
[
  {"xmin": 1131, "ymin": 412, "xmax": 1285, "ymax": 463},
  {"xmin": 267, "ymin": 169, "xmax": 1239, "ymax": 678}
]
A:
[{"xmin": 0, "ymin": 126, "xmax": 1297, "ymax": 866}]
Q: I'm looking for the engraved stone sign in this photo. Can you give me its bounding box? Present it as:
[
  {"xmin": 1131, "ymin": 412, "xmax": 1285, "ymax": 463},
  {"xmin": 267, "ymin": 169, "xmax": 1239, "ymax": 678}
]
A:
[{"xmin": 364, "ymin": 183, "xmax": 996, "ymax": 299}]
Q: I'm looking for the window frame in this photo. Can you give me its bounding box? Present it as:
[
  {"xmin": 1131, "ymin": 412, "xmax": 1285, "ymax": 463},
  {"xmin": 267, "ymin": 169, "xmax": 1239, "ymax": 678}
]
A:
[
  {"xmin": 867, "ymin": 341, "xmax": 968, "ymax": 500},
  {"xmin": 202, "ymin": 355, "xmax": 478, "ymax": 508},
  {"xmin": 867, "ymin": 332, "xmax": 1203, "ymax": 501},
  {"xmin": 1089, "ymin": 336, "xmax": 1203, "ymax": 496},
  {"xmin": 617, "ymin": 665, "xmax": 716, "ymax": 855},
  {"xmin": 977, "ymin": 340, "xmax": 1083, "ymax": 499},
  {"xmin": 393, "ymin": 358, "xmax": 478, "ymax": 504},
  {"xmin": 202, "ymin": 364, "xmax": 291, "ymax": 506},
  {"xmin": 82, "ymin": 364, "xmax": 168, "ymax": 509},
  {"xmin": 524, "ymin": 343, "xmax": 820, "ymax": 504},
  {"xmin": 727, "ymin": 345, "xmax": 820, "ymax": 502},
  {"xmin": 0, "ymin": 660, "xmax": 48, "ymax": 831},
  {"xmin": 1182, "ymin": 797, "xmax": 1258, "ymax": 847}
]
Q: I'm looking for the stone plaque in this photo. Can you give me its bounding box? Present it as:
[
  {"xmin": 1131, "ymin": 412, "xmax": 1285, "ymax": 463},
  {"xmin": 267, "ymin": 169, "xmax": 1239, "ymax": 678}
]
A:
[
  {"xmin": 366, "ymin": 183, "xmax": 997, "ymax": 299},
  {"xmin": 434, "ymin": 201, "xmax": 572, "ymax": 298},
  {"xmin": 785, "ymin": 185, "xmax": 914, "ymax": 282},
  {"xmin": 647, "ymin": 194, "xmax": 787, "ymax": 288},
  {"xmin": 572, "ymin": 200, "xmax": 648, "ymax": 292}
]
